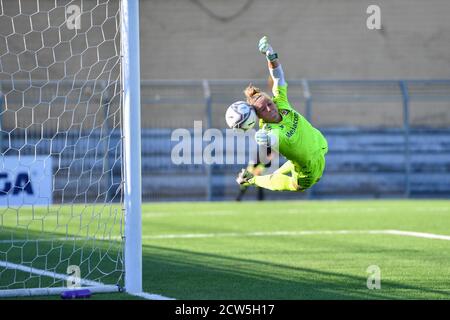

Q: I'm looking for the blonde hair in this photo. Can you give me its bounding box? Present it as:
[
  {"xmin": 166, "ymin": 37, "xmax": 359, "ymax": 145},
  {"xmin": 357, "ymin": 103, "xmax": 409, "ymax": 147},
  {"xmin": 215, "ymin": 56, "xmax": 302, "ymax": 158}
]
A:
[{"xmin": 244, "ymin": 84, "xmax": 271, "ymax": 105}]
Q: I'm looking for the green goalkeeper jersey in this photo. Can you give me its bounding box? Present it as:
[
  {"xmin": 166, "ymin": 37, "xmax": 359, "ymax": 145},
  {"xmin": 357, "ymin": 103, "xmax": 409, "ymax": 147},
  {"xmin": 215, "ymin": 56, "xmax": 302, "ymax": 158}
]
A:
[{"xmin": 261, "ymin": 83, "xmax": 328, "ymax": 171}]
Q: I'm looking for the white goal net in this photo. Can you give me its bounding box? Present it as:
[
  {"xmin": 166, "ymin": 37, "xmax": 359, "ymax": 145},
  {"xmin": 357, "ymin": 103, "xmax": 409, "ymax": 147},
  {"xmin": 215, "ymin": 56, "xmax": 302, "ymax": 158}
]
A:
[{"xmin": 0, "ymin": 0, "xmax": 141, "ymax": 297}]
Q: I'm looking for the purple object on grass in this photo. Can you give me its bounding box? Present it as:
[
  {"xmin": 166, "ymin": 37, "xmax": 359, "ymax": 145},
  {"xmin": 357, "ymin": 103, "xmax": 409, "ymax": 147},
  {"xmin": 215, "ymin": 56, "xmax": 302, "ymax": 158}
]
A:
[{"xmin": 60, "ymin": 288, "xmax": 92, "ymax": 299}]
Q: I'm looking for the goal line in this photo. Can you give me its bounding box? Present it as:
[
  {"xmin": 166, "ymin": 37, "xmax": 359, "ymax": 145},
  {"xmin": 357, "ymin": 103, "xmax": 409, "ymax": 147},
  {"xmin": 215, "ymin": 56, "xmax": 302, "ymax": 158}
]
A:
[{"xmin": 0, "ymin": 259, "xmax": 174, "ymax": 300}]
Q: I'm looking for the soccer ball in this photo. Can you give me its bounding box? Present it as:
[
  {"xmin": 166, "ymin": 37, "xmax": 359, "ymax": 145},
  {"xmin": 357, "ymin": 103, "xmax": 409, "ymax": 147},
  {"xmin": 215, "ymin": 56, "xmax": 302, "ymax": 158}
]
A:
[{"xmin": 225, "ymin": 101, "xmax": 257, "ymax": 131}]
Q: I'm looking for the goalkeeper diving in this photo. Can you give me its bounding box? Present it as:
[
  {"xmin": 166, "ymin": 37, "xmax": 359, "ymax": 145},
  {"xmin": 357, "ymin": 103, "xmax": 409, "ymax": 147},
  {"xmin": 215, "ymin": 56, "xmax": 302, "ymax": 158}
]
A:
[{"xmin": 230, "ymin": 36, "xmax": 328, "ymax": 192}]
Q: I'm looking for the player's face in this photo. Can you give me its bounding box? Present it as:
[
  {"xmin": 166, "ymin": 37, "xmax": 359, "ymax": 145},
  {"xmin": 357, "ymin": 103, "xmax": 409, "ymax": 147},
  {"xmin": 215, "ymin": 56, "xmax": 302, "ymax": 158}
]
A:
[{"xmin": 253, "ymin": 95, "xmax": 280, "ymax": 123}]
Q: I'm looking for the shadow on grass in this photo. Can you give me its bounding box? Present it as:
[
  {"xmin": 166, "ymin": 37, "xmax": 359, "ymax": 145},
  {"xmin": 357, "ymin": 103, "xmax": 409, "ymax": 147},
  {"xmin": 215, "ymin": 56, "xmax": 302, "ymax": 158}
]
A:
[
  {"xmin": 142, "ymin": 244, "xmax": 450, "ymax": 300},
  {"xmin": 2, "ymin": 225, "xmax": 450, "ymax": 300}
]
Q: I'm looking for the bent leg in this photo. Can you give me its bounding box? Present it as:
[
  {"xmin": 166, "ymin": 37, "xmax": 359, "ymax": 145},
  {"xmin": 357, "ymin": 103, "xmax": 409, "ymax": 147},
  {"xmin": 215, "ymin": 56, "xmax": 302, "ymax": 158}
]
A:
[
  {"xmin": 249, "ymin": 173, "xmax": 299, "ymax": 191},
  {"xmin": 273, "ymin": 160, "xmax": 295, "ymax": 175}
]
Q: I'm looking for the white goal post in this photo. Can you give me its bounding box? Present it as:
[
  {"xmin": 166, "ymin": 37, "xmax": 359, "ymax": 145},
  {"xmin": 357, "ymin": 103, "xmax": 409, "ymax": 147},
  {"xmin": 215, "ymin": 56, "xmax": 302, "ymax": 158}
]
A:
[
  {"xmin": 121, "ymin": 0, "xmax": 142, "ymax": 295},
  {"xmin": 0, "ymin": 0, "xmax": 142, "ymax": 297}
]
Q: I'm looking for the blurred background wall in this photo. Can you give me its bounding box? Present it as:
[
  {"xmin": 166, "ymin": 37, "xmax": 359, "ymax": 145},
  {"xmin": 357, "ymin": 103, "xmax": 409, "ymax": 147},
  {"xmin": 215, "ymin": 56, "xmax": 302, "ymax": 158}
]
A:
[{"xmin": 141, "ymin": 0, "xmax": 450, "ymax": 80}]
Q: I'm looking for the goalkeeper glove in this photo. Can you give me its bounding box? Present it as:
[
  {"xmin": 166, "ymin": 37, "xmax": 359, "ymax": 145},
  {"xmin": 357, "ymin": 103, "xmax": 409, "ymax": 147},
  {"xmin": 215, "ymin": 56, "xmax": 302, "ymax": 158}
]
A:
[
  {"xmin": 255, "ymin": 128, "xmax": 277, "ymax": 147},
  {"xmin": 258, "ymin": 36, "xmax": 278, "ymax": 62},
  {"xmin": 236, "ymin": 168, "xmax": 254, "ymax": 186}
]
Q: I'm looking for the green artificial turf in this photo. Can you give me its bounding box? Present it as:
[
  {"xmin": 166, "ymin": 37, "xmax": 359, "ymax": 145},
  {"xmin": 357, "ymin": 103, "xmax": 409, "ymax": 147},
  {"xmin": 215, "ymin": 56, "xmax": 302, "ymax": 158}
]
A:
[{"xmin": 1, "ymin": 200, "xmax": 450, "ymax": 299}]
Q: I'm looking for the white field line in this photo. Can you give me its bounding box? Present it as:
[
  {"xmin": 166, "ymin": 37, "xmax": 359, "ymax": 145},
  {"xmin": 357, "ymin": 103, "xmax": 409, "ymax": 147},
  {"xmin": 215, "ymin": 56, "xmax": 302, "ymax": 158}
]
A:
[
  {"xmin": 140, "ymin": 229, "xmax": 450, "ymax": 241},
  {"xmin": 142, "ymin": 210, "xmax": 237, "ymax": 217},
  {"xmin": 130, "ymin": 292, "xmax": 176, "ymax": 300},
  {"xmin": 140, "ymin": 207, "xmax": 450, "ymax": 217},
  {"xmin": 2, "ymin": 229, "xmax": 450, "ymax": 243},
  {"xmin": 0, "ymin": 260, "xmax": 175, "ymax": 300},
  {"xmin": 383, "ymin": 230, "xmax": 450, "ymax": 241},
  {"xmin": 3, "ymin": 206, "xmax": 447, "ymax": 222},
  {"xmin": 281, "ymin": 207, "xmax": 450, "ymax": 214}
]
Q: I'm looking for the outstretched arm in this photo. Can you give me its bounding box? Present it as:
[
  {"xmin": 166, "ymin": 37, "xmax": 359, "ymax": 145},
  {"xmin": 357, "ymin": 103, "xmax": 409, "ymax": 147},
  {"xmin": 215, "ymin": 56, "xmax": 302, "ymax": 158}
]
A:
[{"xmin": 258, "ymin": 36, "xmax": 286, "ymax": 96}]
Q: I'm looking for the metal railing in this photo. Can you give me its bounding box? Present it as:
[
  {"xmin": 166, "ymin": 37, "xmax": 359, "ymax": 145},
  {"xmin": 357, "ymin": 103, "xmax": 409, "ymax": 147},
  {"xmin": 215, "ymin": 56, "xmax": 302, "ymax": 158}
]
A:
[{"xmin": 2, "ymin": 79, "xmax": 450, "ymax": 201}]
